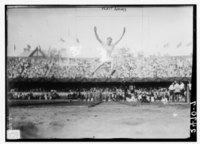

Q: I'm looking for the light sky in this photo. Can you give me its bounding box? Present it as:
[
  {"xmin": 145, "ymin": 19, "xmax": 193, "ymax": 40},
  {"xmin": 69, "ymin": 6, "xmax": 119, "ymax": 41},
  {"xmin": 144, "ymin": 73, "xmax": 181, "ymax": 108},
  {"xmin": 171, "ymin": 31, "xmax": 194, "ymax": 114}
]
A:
[{"xmin": 7, "ymin": 6, "xmax": 193, "ymax": 57}]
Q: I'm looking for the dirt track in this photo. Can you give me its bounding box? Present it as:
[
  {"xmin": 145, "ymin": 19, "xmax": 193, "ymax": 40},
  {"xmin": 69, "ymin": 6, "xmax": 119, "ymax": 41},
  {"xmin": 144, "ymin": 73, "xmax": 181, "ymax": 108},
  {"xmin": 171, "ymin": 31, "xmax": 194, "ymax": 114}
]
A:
[{"xmin": 9, "ymin": 102, "xmax": 190, "ymax": 139}]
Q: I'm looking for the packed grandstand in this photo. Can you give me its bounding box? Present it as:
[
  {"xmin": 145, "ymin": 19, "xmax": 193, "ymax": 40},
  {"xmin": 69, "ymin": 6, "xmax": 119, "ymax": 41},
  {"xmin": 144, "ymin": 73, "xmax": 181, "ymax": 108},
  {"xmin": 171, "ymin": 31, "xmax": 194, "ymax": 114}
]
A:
[
  {"xmin": 7, "ymin": 48, "xmax": 192, "ymax": 80},
  {"xmin": 7, "ymin": 47, "xmax": 192, "ymax": 103}
]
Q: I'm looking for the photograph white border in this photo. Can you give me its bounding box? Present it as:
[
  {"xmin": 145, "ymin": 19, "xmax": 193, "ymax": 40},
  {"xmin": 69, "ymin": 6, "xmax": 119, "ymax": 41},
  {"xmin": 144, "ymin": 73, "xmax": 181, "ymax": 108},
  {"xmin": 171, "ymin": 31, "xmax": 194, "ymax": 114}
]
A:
[{"xmin": 0, "ymin": 0, "xmax": 199, "ymax": 144}]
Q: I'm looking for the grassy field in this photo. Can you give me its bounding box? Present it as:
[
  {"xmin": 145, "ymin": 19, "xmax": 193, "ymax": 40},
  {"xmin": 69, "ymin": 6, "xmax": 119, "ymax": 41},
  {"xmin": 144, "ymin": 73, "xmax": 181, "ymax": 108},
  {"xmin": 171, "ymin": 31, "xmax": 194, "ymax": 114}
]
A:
[{"xmin": 8, "ymin": 102, "xmax": 190, "ymax": 139}]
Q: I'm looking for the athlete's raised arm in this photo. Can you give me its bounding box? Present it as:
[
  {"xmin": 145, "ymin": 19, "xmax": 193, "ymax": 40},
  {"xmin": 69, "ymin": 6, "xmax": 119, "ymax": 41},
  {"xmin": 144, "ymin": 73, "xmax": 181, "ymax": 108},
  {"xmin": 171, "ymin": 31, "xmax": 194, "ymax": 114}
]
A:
[
  {"xmin": 113, "ymin": 27, "xmax": 126, "ymax": 47},
  {"xmin": 94, "ymin": 26, "xmax": 103, "ymax": 44}
]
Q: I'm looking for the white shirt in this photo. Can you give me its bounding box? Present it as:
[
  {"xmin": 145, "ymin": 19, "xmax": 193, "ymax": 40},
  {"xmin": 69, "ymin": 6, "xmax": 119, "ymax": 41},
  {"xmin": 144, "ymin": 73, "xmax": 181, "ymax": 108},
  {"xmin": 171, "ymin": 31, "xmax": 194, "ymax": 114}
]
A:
[
  {"xmin": 98, "ymin": 47, "xmax": 112, "ymax": 63},
  {"xmin": 169, "ymin": 84, "xmax": 174, "ymax": 91},
  {"xmin": 174, "ymin": 83, "xmax": 181, "ymax": 93},
  {"xmin": 188, "ymin": 83, "xmax": 191, "ymax": 90},
  {"xmin": 180, "ymin": 83, "xmax": 185, "ymax": 90}
]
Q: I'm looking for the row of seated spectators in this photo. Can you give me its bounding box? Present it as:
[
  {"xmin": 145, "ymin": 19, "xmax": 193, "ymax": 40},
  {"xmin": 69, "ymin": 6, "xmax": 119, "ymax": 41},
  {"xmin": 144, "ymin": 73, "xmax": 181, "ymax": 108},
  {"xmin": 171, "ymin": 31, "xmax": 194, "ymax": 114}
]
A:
[
  {"xmin": 7, "ymin": 54, "xmax": 192, "ymax": 79},
  {"xmin": 8, "ymin": 84, "xmax": 189, "ymax": 103}
]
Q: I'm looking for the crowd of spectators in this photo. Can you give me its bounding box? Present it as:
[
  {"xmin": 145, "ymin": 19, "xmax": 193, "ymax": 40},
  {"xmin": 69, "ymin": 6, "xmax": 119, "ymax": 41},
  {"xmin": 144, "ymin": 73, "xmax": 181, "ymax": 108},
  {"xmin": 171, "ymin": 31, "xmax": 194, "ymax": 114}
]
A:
[
  {"xmin": 8, "ymin": 57, "xmax": 52, "ymax": 79},
  {"xmin": 7, "ymin": 54, "xmax": 192, "ymax": 79},
  {"xmin": 8, "ymin": 81, "xmax": 190, "ymax": 103},
  {"xmin": 8, "ymin": 89, "xmax": 59, "ymax": 100}
]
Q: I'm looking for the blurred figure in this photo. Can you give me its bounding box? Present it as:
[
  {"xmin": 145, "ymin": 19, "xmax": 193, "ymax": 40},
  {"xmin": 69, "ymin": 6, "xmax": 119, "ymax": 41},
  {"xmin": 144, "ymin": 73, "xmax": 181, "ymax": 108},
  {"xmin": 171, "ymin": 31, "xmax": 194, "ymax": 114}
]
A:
[
  {"xmin": 188, "ymin": 81, "xmax": 192, "ymax": 91},
  {"xmin": 174, "ymin": 81, "xmax": 181, "ymax": 102},
  {"xmin": 92, "ymin": 26, "xmax": 126, "ymax": 77},
  {"xmin": 162, "ymin": 96, "xmax": 168, "ymax": 104},
  {"xmin": 169, "ymin": 82, "xmax": 175, "ymax": 102},
  {"xmin": 179, "ymin": 81, "xmax": 185, "ymax": 101},
  {"xmin": 187, "ymin": 81, "xmax": 192, "ymax": 102}
]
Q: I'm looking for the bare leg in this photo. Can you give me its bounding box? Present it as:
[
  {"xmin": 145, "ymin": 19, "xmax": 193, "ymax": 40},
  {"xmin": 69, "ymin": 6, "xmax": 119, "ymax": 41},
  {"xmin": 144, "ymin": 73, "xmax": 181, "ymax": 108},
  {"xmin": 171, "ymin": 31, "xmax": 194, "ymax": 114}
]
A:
[
  {"xmin": 109, "ymin": 62, "xmax": 116, "ymax": 77},
  {"xmin": 92, "ymin": 62, "xmax": 108, "ymax": 76}
]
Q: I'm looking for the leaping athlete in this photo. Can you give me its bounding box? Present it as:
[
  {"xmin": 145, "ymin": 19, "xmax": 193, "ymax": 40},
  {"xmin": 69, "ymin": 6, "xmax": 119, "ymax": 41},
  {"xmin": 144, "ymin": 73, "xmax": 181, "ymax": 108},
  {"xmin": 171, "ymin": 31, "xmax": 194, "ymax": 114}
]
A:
[{"xmin": 91, "ymin": 26, "xmax": 126, "ymax": 77}]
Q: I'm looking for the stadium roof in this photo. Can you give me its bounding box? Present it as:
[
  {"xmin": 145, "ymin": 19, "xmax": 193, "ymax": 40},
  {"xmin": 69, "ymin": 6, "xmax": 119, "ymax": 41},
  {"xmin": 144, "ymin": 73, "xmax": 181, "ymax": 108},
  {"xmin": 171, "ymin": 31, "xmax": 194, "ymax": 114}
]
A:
[
  {"xmin": 18, "ymin": 47, "xmax": 46, "ymax": 58},
  {"xmin": 29, "ymin": 47, "xmax": 46, "ymax": 57}
]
